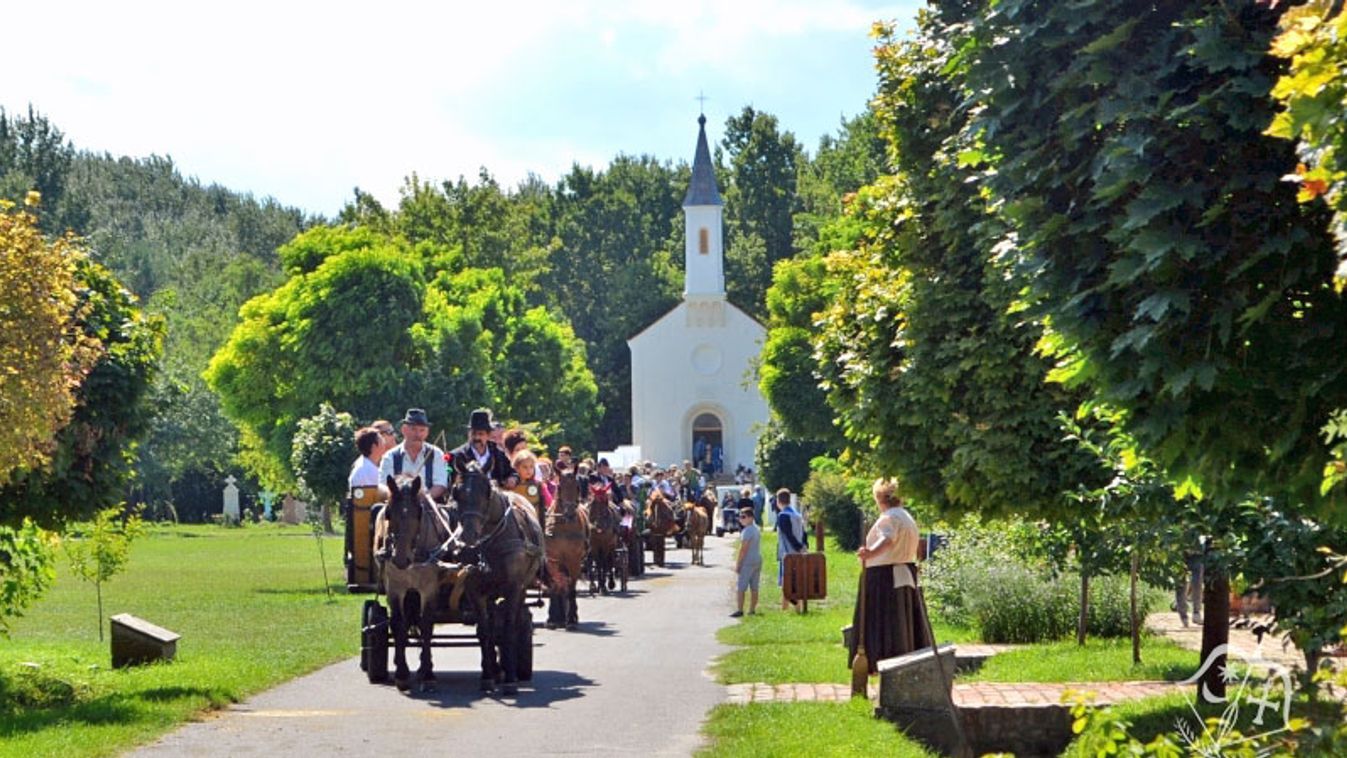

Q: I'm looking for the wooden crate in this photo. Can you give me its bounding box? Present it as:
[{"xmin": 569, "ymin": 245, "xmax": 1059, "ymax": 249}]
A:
[{"xmin": 783, "ymin": 552, "xmax": 827, "ymax": 604}]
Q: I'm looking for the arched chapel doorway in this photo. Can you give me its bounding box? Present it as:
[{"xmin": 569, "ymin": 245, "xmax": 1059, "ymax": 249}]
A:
[{"xmin": 691, "ymin": 412, "xmax": 723, "ymax": 476}]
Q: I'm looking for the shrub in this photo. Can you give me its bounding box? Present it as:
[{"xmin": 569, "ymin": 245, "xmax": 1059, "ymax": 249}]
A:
[
  {"xmin": 925, "ymin": 516, "xmax": 1165, "ymax": 642},
  {"xmin": 802, "ymin": 467, "xmax": 865, "ymax": 551},
  {"xmin": 964, "ymin": 562, "xmax": 1078, "ymax": 643}
]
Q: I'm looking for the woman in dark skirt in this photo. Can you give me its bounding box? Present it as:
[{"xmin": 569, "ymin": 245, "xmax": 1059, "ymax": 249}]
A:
[{"xmin": 848, "ymin": 478, "xmax": 929, "ymax": 674}]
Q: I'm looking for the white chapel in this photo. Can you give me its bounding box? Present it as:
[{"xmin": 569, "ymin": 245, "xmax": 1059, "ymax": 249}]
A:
[{"xmin": 626, "ymin": 114, "xmax": 770, "ymax": 473}]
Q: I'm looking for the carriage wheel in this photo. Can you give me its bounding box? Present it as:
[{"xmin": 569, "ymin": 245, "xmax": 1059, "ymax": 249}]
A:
[
  {"xmin": 359, "ymin": 600, "xmax": 379, "ymax": 672},
  {"xmin": 517, "ymin": 603, "xmax": 535, "ymax": 682},
  {"xmin": 364, "ymin": 602, "xmax": 389, "ymax": 684}
]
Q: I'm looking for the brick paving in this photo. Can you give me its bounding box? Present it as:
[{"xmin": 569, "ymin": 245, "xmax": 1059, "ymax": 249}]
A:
[
  {"xmin": 1146, "ymin": 611, "xmax": 1308, "ymax": 670},
  {"xmin": 725, "ymin": 680, "xmax": 1182, "ymax": 707}
]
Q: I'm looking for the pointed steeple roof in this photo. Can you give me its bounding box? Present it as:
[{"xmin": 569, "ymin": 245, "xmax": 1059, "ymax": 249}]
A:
[{"xmin": 683, "ymin": 114, "xmax": 723, "ymax": 207}]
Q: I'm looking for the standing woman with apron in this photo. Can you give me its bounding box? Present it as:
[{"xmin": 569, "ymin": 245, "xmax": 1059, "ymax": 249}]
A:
[{"xmin": 848, "ymin": 478, "xmax": 930, "ymax": 673}]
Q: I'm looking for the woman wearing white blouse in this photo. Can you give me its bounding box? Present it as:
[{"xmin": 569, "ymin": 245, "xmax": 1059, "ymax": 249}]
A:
[{"xmin": 848, "ymin": 478, "xmax": 930, "ymax": 674}]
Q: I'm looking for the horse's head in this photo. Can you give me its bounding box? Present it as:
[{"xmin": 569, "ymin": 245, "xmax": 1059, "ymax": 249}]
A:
[
  {"xmin": 384, "ymin": 475, "xmax": 424, "ymax": 570},
  {"xmin": 452, "ymin": 460, "xmax": 503, "ymax": 547},
  {"xmin": 589, "ymin": 482, "xmax": 611, "ymax": 505},
  {"xmin": 556, "ymin": 468, "xmax": 580, "ymax": 514}
]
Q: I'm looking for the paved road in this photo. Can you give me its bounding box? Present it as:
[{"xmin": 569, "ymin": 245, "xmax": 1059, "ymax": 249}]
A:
[{"xmin": 134, "ymin": 536, "xmax": 734, "ymax": 757}]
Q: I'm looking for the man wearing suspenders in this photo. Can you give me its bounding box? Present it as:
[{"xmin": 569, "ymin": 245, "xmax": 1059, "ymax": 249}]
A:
[{"xmin": 378, "ymin": 408, "xmax": 450, "ymax": 502}]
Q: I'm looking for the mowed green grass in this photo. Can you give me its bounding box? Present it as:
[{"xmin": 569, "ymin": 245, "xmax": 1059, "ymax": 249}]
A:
[
  {"xmin": 0, "ymin": 523, "xmax": 361, "ymax": 757},
  {"xmin": 698, "ymin": 697, "xmax": 938, "ymax": 758},
  {"xmin": 963, "ymin": 636, "xmax": 1198, "ymax": 683},
  {"xmin": 713, "ymin": 531, "xmax": 976, "ymax": 685}
]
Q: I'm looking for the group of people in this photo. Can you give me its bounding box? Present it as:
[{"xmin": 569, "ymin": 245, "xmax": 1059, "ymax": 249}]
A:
[{"xmin": 350, "ymin": 407, "xmax": 933, "ymax": 676}]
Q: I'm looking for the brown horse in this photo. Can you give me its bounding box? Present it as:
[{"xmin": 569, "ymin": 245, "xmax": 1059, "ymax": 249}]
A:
[
  {"xmin": 373, "ymin": 475, "xmax": 454, "ymax": 692},
  {"xmin": 544, "ymin": 469, "xmax": 588, "ymax": 629},
  {"xmin": 685, "ymin": 502, "xmax": 709, "ymax": 567},
  {"xmin": 582, "ymin": 482, "xmax": 621, "ymax": 595},
  {"xmin": 451, "ymin": 461, "xmax": 545, "ymax": 695},
  {"xmin": 644, "ymin": 490, "xmax": 678, "ymax": 567}
]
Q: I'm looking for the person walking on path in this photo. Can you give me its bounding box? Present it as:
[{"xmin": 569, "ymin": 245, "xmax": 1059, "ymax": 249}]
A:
[
  {"xmin": 733, "ymin": 507, "xmax": 761, "ymax": 617},
  {"xmin": 774, "ymin": 488, "xmax": 809, "ymax": 611},
  {"xmin": 848, "ymin": 478, "xmax": 929, "ymax": 674},
  {"xmin": 1175, "ymin": 540, "xmax": 1204, "ymax": 628}
]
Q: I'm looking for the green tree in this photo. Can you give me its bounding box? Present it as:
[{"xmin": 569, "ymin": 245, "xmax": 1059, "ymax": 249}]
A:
[
  {"xmin": 64, "ymin": 506, "xmax": 145, "ymax": 641},
  {"xmin": 0, "ymin": 256, "xmax": 163, "ymax": 529},
  {"xmin": 0, "ymin": 106, "xmax": 75, "ymax": 233},
  {"xmin": 291, "ymin": 404, "xmax": 356, "ymax": 539},
  {"xmin": 753, "ymin": 419, "xmax": 831, "ymax": 494},
  {"xmin": 961, "ymin": 0, "xmax": 1347, "ymax": 512},
  {"xmin": 0, "ymin": 197, "xmax": 100, "ymax": 484}
]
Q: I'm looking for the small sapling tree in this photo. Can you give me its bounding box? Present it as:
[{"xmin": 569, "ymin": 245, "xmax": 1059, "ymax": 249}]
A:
[
  {"xmin": 291, "ymin": 403, "xmax": 356, "ymax": 598},
  {"xmin": 64, "ymin": 506, "xmax": 145, "ymax": 640}
]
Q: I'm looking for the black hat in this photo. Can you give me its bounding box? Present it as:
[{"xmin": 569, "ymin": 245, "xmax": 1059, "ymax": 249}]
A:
[
  {"xmin": 468, "ymin": 408, "xmax": 495, "ymax": 432},
  {"xmin": 401, "ymin": 408, "xmax": 430, "ymax": 427}
]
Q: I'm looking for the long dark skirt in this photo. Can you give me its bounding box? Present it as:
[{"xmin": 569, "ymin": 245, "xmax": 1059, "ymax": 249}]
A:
[{"xmin": 848, "ymin": 564, "xmax": 930, "ymax": 675}]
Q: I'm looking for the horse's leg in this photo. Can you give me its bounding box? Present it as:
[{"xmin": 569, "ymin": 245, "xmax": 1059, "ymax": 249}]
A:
[
  {"xmin": 476, "ymin": 597, "xmax": 497, "ymax": 692},
  {"xmin": 567, "ymin": 575, "xmax": 579, "ymax": 628},
  {"xmin": 417, "ymin": 593, "xmax": 437, "ymax": 691},
  {"xmin": 605, "ymin": 547, "xmax": 616, "ymax": 591},
  {"xmin": 391, "ymin": 592, "xmax": 411, "ymax": 691},
  {"xmin": 499, "ymin": 582, "xmax": 522, "ymax": 695}
]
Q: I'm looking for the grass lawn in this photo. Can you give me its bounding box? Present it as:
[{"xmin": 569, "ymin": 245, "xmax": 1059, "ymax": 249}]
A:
[
  {"xmin": 712, "ymin": 531, "xmax": 976, "ymax": 685},
  {"xmin": 962, "ymin": 635, "xmax": 1198, "ymax": 683},
  {"xmin": 698, "ymin": 697, "xmax": 937, "ymax": 757},
  {"xmin": 0, "ymin": 522, "xmax": 360, "ymax": 758}
]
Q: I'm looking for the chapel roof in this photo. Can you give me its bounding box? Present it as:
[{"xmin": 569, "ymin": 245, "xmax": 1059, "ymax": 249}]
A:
[{"xmin": 683, "ymin": 114, "xmax": 723, "ymax": 207}]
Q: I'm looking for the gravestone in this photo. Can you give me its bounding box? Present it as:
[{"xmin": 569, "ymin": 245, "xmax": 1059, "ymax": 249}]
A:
[
  {"xmin": 281, "ymin": 495, "xmax": 308, "ymax": 525},
  {"xmin": 222, "ymin": 475, "xmax": 240, "ymax": 523},
  {"xmin": 259, "ymin": 490, "xmax": 275, "ymax": 520},
  {"xmin": 110, "ymin": 614, "xmax": 180, "ymax": 668}
]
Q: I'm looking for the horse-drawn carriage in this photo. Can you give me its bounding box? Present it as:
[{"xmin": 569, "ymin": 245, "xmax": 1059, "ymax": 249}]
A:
[{"xmin": 359, "ymin": 468, "xmax": 542, "ymax": 695}]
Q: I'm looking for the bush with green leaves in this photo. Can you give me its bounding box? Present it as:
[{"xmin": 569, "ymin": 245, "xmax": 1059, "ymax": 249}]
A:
[
  {"xmin": 925, "ymin": 516, "xmax": 1163, "ymax": 643},
  {"xmin": 802, "ymin": 465, "xmax": 865, "ymax": 552},
  {"xmin": 0, "ymin": 520, "xmax": 56, "ymax": 636}
]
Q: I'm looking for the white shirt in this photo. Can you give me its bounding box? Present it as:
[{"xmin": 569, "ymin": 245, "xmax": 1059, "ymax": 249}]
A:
[
  {"xmin": 348, "ymin": 456, "xmax": 382, "ymax": 489},
  {"xmin": 377, "ymin": 442, "xmax": 449, "ymax": 491},
  {"xmin": 865, "ymin": 506, "xmax": 920, "ymax": 589}
]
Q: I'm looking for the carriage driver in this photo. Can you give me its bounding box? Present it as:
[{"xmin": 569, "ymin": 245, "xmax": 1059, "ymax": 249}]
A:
[
  {"xmin": 378, "ymin": 408, "xmax": 450, "ymax": 502},
  {"xmin": 449, "ymin": 407, "xmax": 516, "ymax": 488}
]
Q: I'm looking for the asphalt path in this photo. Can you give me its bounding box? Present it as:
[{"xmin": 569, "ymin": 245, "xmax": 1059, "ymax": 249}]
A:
[{"xmin": 133, "ymin": 535, "xmax": 735, "ymax": 756}]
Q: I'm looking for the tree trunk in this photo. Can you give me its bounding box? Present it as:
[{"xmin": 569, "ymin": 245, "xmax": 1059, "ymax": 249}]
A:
[
  {"xmin": 96, "ymin": 580, "xmax": 104, "ymax": 642},
  {"xmin": 1198, "ymin": 569, "xmax": 1230, "ymax": 700},
  {"xmin": 321, "ymin": 503, "xmax": 335, "ymax": 535},
  {"xmin": 1077, "ymin": 571, "xmax": 1090, "ymax": 646},
  {"xmin": 1130, "ymin": 551, "xmax": 1141, "ymax": 665}
]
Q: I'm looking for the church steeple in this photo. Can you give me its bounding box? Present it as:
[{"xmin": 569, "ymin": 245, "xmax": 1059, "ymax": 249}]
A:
[
  {"xmin": 683, "ymin": 114, "xmax": 725, "ymax": 299},
  {"xmin": 684, "ymin": 114, "xmax": 723, "ymax": 207}
]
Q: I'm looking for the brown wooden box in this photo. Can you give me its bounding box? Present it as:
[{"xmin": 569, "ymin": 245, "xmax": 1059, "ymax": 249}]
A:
[
  {"xmin": 783, "ymin": 552, "xmax": 827, "ymax": 602},
  {"xmin": 110, "ymin": 613, "xmax": 179, "ymax": 668}
]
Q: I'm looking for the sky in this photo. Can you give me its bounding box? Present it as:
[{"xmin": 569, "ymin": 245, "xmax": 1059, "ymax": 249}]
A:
[{"xmin": 6, "ymin": 1, "xmax": 922, "ymax": 218}]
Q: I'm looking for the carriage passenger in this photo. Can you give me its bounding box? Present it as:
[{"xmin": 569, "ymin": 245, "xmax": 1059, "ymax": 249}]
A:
[
  {"xmin": 508, "ymin": 449, "xmax": 550, "ymax": 520},
  {"xmin": 378, "ymin": 408, "xmax": 450, "ymax": 501},
  {"xmin": 448, "ymin": 408, "xmax": 516, "ymax": 488},
  {"xmin": 349, "ymin": 427, "xmax": 385, "ymax": 491}
]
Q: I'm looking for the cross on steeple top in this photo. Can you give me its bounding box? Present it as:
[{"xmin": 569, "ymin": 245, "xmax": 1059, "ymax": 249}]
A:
[{"xmin": 696, "ymin": 91, "xmax": 709, "ymax": 116}]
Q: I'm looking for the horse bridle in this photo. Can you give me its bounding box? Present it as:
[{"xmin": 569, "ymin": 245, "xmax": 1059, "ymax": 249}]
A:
[{"xmin": 386, "ymin": 484, "xmax": 454, "ymax": 567}]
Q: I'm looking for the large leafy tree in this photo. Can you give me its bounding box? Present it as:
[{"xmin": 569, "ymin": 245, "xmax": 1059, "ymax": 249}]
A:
[
  {"xmin": 961, "ymin": 0, "xmax": 1347, "ymax": 513},
  {"xmin": 0, "ymin": 198, "xmax": 100, "ymax": 483},
  {"xmin": 808, "ymin": 12, "xmax": 1101, "ymax": 517},
  {"xmin": 0, "ymin": 256, "xmax": 163, "ymax": 528},
  {"xmin": 207, "ymin": 226, "xmax": 599, "ymax": 488}
]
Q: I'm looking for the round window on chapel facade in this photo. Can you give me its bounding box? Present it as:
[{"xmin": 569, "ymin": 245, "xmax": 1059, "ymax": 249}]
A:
[{"xmin": 691, "ymin": 344, "xmax": 723, "ymax": 376}]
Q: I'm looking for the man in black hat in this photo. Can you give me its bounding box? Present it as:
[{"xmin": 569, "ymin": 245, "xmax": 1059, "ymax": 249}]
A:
[
  {"xmin": 449, "ymin": 408, "xmax": 516, "ymax": 487},
  {"xmin": 378, "ymin": 408, "xmax": 449, "ymax": 501}
]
